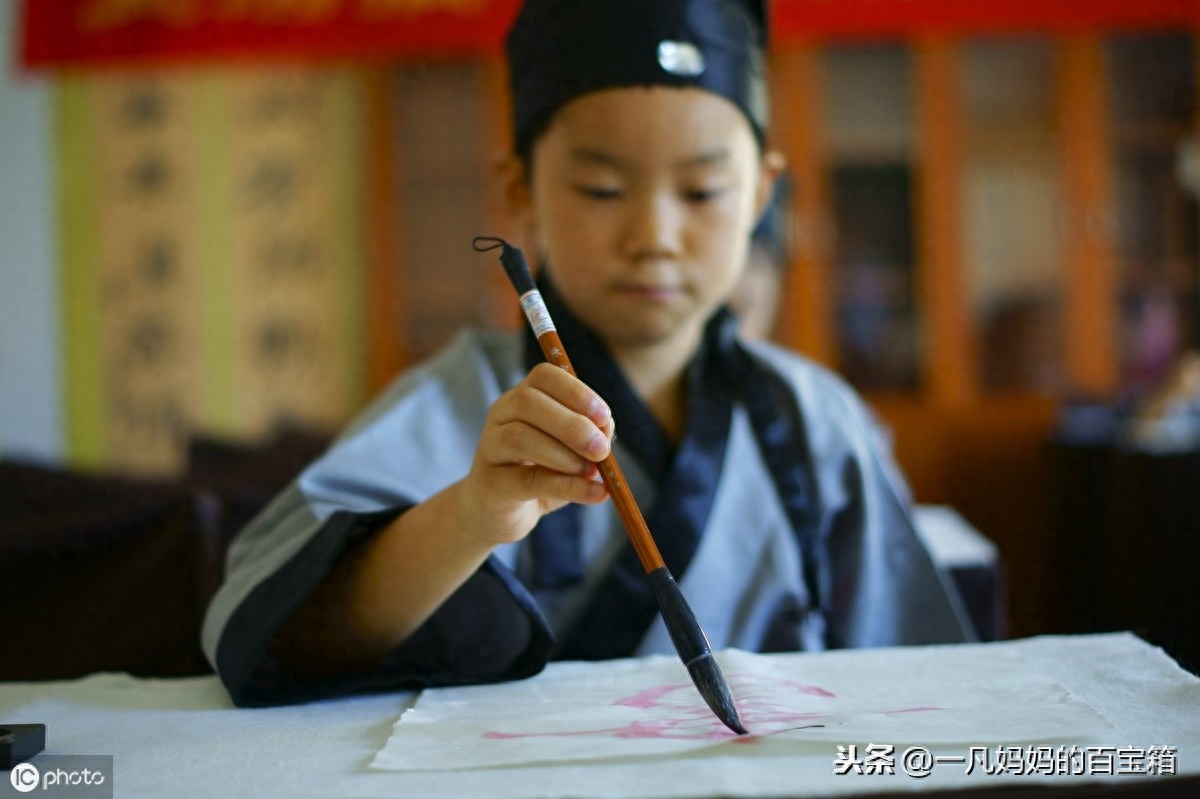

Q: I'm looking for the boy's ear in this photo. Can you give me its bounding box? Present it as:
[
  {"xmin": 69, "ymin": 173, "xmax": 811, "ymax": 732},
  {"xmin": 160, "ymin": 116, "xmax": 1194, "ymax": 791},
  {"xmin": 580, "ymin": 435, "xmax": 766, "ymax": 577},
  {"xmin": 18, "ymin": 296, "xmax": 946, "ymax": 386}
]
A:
[
  {"xmin": 754, "ymin": 148, "xmax": 787, "ymax": 219},
  {"xmin": 497, "ymin": 154, "xmax": 534, "ymax": 226}
]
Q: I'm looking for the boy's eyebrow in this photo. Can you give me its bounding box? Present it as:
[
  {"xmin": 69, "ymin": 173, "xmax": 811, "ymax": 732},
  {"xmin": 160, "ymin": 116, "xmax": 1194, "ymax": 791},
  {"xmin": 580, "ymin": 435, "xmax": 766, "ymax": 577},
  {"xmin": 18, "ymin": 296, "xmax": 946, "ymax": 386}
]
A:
[
  {"xmin": 675, "ymin": 147, "xmax": 732, "ymax": 168},
  {"xmin": 567, "ymin": 146, "xmax": 732, "ymax": 169},
  {"xmin": 569, "ymin": 147, "xmax": 625, "ymax": 167}
]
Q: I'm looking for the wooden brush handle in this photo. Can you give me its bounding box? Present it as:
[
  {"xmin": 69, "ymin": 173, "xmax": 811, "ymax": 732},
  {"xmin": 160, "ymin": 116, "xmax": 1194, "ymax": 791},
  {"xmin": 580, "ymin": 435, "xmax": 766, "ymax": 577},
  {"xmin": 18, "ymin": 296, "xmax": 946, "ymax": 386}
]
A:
[
  {"xmin": 486, "ymin": 240, "xmax": 745, "ymax": 735},
  {"xmin": 533, "ymin": 328, "xmax": 666, "ymax": 574},
  {"xmin": 483, "ymin": 238, "xmax": 668, "ymax": 576}
]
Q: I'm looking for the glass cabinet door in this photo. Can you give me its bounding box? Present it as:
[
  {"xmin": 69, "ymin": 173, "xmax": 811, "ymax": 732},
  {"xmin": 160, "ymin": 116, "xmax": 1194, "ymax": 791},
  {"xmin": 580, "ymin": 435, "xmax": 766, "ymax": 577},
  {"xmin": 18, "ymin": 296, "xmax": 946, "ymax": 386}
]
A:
[
  {"xmin": 961, "ymin": 37, "xmax": 1066, "ymax": 395},
  {"xmin": 824, "ymin": 44, "xmax": 921, "ymax": 392},
  {"xmin": 1108, "ymin": 33, "xmax": 1198, "ymax": 393}
]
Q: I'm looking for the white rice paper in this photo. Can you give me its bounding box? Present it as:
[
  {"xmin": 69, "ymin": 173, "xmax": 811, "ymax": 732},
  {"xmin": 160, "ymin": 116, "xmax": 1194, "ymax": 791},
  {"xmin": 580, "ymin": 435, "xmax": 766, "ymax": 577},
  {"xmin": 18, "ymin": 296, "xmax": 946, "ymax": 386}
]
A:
[{"xmin": 371, "ymin": 646, "xmax": 1114, "ymax": 772}]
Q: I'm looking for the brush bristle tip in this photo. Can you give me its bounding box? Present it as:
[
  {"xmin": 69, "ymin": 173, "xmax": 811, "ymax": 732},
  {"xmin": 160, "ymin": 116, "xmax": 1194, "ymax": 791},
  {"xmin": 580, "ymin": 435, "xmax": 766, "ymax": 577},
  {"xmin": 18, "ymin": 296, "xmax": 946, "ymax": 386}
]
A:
[{"xmin": 686, "ymin": 653, "xmax": 747, "ymax": 736}]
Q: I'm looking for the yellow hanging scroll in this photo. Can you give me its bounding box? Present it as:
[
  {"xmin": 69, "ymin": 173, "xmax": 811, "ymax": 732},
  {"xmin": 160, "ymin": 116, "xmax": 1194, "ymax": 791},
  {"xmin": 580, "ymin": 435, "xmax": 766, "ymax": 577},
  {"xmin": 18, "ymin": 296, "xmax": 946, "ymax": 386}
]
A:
[{"xmin": 57, "ymin": 67, "xmax": 365, "ymax": 475}]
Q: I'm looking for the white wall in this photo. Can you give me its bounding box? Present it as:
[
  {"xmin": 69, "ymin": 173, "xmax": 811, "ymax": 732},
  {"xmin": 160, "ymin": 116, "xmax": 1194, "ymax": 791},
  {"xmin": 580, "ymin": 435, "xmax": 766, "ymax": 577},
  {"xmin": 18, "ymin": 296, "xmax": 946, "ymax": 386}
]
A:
[{"xmin": 0, "ymin": 0, "xmax": 62, "ymax": 462}]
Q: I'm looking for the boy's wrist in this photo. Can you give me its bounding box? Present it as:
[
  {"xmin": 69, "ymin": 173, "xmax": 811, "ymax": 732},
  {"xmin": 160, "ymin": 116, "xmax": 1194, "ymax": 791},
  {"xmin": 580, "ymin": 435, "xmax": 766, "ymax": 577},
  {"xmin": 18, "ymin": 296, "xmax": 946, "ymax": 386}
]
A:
[{"xmin": 445, "ymin": 478, "xmax": 529, "ymax": 551}]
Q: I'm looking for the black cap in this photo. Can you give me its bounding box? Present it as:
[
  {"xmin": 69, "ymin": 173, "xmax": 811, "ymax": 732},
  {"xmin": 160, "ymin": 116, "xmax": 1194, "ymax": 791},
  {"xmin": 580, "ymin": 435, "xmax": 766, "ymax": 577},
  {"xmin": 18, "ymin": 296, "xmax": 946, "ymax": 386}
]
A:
[{"xmin": 505, "ymin": 0, "xmax": 768, "ymax": 161}]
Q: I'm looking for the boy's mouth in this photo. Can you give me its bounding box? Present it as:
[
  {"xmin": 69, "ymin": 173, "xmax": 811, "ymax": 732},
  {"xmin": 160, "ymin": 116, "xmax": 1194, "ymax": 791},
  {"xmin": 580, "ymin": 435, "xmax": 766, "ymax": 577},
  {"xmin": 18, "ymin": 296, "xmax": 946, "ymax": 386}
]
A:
[{"xmin": 616, "ymin": 284, "xmax": 684, "ymax": 301}]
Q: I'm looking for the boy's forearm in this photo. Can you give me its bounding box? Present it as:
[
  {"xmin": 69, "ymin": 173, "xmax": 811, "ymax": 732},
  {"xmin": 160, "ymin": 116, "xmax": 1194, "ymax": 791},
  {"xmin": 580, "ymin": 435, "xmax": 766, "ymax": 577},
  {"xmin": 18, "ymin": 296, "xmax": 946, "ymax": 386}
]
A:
[
  {"xmin": 273, "ymin": 480, "xmax": 495, "ymax": 677},
  {"xmin": 348, "ymin": 481, "xmax": 495, "ymax": 646}
]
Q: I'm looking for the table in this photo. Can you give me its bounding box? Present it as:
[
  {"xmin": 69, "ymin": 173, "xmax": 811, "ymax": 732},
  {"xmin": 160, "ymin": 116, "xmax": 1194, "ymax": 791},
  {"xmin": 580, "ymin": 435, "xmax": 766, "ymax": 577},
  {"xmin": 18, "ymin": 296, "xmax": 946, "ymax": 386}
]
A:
[{"xmin": 1, "ymin": 633, "xmax": 1198, "ymax": 798}]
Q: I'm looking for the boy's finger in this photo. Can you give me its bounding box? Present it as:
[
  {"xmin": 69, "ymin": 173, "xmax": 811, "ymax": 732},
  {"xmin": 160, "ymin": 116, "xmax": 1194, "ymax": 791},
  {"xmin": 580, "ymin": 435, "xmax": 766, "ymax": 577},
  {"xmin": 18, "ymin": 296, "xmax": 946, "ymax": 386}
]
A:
[
  {"xmin": 492, "ymin": 383, "xmax": 611, "ymax": 461},
  {"xmin": 525, "ymin": 362, "xmax": 612, "ymax": 429},
  {"xmin": 515, "ymin": 466, "xmax": 610, "ymax": 505},
  {"xmin": 487, "ymin": 420, "xmax": 592, "ymax": 476}
]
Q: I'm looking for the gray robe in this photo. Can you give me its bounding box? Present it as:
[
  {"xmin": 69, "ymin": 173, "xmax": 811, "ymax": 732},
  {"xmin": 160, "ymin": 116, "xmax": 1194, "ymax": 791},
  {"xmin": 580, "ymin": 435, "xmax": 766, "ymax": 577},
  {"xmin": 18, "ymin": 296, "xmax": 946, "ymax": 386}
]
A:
[{"xmin": 201, "ymin": 329, "xmax": 973, "ymax": 706}]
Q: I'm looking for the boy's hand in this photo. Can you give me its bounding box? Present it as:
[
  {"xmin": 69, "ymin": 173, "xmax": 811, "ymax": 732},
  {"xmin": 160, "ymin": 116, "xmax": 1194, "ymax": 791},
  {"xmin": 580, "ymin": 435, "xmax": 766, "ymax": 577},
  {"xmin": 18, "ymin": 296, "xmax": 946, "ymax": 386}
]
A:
[{"xmin": 455, "ymin": 363, "xmax": 614, "ymax": 546}]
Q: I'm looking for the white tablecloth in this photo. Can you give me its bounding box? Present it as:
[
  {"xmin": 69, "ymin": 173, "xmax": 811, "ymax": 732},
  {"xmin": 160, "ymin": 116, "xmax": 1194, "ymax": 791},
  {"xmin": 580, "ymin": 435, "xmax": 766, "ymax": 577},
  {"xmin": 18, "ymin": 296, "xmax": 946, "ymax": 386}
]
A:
[{"xmin": 1, "ymin": 633, "xmax": 1197, "ymax": 798}]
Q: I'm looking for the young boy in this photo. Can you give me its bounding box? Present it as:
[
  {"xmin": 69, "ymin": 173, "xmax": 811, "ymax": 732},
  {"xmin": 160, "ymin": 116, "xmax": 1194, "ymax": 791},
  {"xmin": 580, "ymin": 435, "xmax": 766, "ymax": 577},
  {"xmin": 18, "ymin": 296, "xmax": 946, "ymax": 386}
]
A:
[{"xmin": 202, "ymin": 0, "xmax": 972, "ymax": 707}]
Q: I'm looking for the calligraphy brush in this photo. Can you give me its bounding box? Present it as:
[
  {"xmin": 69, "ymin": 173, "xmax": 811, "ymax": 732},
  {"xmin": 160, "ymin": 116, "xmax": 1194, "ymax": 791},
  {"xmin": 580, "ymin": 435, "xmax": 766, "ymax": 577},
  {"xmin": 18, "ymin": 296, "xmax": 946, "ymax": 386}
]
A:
[{"xmin": 474, "ymin": 236, "xmax": 747, "ymax": 736}]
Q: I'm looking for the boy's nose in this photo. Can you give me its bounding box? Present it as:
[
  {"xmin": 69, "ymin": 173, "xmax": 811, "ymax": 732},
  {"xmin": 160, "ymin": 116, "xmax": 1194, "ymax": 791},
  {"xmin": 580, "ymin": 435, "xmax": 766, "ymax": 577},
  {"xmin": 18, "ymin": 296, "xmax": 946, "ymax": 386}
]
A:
[{"xmin": 621, "ymin": 192, "xmax": 683, "ymax": 261}]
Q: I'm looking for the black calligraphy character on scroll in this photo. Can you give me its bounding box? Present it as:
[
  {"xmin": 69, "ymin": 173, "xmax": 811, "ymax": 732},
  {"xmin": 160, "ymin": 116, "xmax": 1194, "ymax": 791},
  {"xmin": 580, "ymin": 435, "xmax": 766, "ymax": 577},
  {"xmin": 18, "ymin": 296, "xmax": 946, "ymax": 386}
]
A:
[
  {"xmin": 141, "ymin": 238, "xmax": 177, "ymax": 287},
  {"xmin": 112, "ymin": 393, "xmax": 186, "ymax": 445},
  {"xmin": 259, "ymin": 236, "xmax": 318, "ymax": 279},
  {"xmin": 127, "ymin": 153, "xmax": 170, "ymax": 197},
  {"xmin": 244, "ymin": 157, "xmax": 298, "ymax": 210},
  {"xmin": 126, "ymin": 315, "xmax": 171, "ymax": 368},
  {"xmin": 123, "ymin": 85, "xmax": 167, "ymax": 129},
  {"xmin": 257, "ymin": 317, "xmax": 314, "ymax": 369},
  {"xmin": 251, "ymin": 81, "xmax": 318, "ymax": 124}
]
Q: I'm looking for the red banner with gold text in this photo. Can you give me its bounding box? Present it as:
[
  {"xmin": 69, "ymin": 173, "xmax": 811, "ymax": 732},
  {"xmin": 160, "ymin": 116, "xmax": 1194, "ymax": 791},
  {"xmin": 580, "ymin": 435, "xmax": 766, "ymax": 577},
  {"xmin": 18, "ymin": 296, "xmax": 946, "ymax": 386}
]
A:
[
  {"xmin": 20, "ymin": 0, "xmax": 524, "ymax": 68},
  {"xmin": 21, "ymin": 0, "xmax": 1200, "ymax": 69}
]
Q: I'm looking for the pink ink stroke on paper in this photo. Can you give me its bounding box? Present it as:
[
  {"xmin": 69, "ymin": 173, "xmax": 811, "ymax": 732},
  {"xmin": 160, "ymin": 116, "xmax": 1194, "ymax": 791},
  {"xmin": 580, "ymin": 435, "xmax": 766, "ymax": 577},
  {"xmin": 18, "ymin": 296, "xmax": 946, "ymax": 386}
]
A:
[{"xmin": 483, "ymin": 673, "xmax": 942, "ymax": 742}]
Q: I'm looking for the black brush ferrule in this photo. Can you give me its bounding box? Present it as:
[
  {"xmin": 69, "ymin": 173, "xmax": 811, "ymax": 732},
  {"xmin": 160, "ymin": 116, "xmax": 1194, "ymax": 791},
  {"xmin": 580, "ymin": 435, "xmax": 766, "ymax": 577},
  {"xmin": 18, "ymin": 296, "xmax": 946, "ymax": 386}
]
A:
[
  {"xmin": 647, "ymin": 567, "xmax": 747, "ymax": 734},
  {"xmin": 647, "ymin": 566, "xmax": 711, "ymax": 666}
]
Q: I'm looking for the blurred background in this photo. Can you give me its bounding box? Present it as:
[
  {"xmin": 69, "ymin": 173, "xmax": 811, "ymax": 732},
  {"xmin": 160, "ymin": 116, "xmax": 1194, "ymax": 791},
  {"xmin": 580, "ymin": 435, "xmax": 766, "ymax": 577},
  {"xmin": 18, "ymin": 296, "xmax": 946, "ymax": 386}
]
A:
[{"xmin": 2, "ymin": 1, "xmax": 1198, "ymax": 675}]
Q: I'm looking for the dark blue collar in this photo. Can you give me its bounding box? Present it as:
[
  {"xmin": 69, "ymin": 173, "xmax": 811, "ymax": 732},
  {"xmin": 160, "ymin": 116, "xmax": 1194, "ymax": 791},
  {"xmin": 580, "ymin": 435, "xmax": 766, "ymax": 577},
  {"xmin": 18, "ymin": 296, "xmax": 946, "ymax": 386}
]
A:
[{"xmin": 522, "ymin": 271, "xmax": 822, "ymax": 657}]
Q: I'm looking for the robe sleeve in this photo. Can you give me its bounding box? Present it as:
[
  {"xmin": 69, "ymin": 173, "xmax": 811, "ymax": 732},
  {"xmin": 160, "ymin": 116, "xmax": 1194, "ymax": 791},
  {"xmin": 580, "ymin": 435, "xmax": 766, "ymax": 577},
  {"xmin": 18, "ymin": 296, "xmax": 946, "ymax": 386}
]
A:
[
  {"xmin": 746, "ymin": 340, "xmax": 977, "ymax": 649},
  {"xmin": 200, "ymin": 332, "xmax": 555, "ymax": 706},
  {"xmin": 819, "ymin": 389, "xmax": 977, "ymax": 647}
]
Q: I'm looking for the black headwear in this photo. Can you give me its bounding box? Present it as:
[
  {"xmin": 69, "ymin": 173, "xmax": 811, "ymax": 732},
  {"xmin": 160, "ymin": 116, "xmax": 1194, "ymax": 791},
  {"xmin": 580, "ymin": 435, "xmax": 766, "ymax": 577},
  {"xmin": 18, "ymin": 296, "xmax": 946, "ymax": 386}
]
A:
[{"xmin": 505, "ymin": 0, "xmax": 768, "ymax": 161}]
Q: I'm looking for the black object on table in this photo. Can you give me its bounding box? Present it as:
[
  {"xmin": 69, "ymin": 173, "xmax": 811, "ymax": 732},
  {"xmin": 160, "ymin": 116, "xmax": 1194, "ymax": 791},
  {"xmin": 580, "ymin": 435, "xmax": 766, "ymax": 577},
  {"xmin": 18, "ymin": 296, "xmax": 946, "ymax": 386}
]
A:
[{"xmin": 0, "ymin": 724, "xmax": 45, "ymax": 770}]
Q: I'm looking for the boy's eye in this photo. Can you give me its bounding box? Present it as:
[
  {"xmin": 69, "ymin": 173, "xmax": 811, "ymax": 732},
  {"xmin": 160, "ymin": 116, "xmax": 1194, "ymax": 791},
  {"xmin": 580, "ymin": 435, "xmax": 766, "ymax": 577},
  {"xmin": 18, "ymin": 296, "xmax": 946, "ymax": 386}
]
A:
[
  {"xmin": 573, "ymin": 185, "xmax": 623, "ymax": 201},
  {"xmin": 682, "ymin": 187, "xmax": 725, "ymax": 203}
]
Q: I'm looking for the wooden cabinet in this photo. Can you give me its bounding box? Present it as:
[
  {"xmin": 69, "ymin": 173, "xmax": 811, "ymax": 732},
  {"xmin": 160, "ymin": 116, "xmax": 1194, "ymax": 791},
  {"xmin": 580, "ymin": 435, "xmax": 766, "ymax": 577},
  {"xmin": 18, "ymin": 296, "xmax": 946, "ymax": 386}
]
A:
[{"xmin": 767, "ymin": 32, "xmax": 1199, "ymax": 637}]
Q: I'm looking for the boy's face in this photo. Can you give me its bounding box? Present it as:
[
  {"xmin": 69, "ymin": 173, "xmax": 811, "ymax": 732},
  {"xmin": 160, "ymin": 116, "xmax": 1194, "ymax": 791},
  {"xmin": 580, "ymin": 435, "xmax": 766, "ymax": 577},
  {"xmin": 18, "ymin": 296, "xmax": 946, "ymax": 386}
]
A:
[{"xmin": 512, "ymin": 87, "xmax": 780, "ymax": 354}]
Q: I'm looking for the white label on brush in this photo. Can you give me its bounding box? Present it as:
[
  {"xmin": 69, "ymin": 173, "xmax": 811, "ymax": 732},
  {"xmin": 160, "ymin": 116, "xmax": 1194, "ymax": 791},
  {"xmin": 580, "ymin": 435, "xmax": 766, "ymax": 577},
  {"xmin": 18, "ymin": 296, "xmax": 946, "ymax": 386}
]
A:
[{"xmin": 519, "ymin": 290, "xmax": 556, "ymax": 337}]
